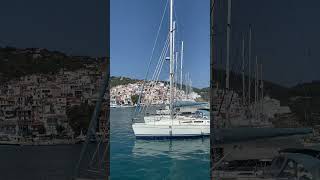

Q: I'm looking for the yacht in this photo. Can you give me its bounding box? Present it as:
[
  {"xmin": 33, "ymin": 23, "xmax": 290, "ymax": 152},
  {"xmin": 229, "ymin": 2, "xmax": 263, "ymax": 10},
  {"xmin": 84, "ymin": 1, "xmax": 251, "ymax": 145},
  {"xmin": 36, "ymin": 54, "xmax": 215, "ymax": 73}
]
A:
[
  {"xmin": 132, "ymin": 0, "xmax": 210, "ymax": 138},
  {"xmin": 132, "ymin": 110, "xmax": 210, "ymax": 138},
  {"xmin": 110, "ymin": 99, "xmax": 118, "ymax": 108},
  {"xmin": 213, "ymin": 147, "xmax": 320, "ymax": 180}
]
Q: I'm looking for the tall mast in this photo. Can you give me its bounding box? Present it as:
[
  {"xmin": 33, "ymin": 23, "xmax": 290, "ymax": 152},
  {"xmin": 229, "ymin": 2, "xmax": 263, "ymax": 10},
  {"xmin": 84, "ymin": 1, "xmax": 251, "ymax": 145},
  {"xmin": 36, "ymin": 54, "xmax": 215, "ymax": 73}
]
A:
[
  {"xmin": 180, "ymin": 41, "xmax": 184, "ymax": 89},
  {"xmin": 185, "ymin": 73, "xmax": 188, "ymax": 96},
  {"xmin": 188, "ymin": 75, "xmax": 191, "ymax": 96},
  {"xmin": 172, "ymin": 21, "xmax": 176, "ymax": 86},
  {"xmin": 173, "ymin": 21, "xmax": 176, "ymax": 84},
  {"xmin": 173, "ymin": 21, "xmax": 176, "ymax": 102},
  {"xmin": 255, "ymin": 56, "xmax": 258, "ymax": 118},
  {"xmin": 175, "ymin": 51, "xmax": 178, "ymax": 99},
  {"xmin": 254, "ymin": 56, "xmax": 257, "ymax": 105},
  {"xmin": 169, "ymin": 0, "xmax": 174, "ymax": 119},
  {"xmin": 226, "ymin": 0, "xmax": 231, "ymax": 90},
  {"xmin": 248, "ymin": 25, "xmax": 252, "ymax": 106},
  {"xmin": 190, "ymin": 79, "xmax": 192, "ymax": 95},
  {"xmin": 242, "ymin": 37, "xmax": 245, "ymax": 106},
  {"xmin": 225, "ymin": 0, "xmax": 231, "ymax": 126},
  {"xmin": 188, "ymin": 73, "xmax": 190, "ymax": 95},
  {"xmin": 187, "ymin": 72, "xmax": 189, "ymax": 96},
  {"xmin": 260, "ymin": 63, "xmax": 263, "ymax": 115}
]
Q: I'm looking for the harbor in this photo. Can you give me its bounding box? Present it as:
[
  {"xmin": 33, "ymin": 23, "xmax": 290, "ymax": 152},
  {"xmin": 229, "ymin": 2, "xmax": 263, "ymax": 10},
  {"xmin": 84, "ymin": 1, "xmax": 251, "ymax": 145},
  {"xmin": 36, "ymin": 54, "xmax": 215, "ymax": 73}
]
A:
[
  {"xmin": 110, "ymin": 107, "xmax": 209, "ymax": 179},
  {"xmin": 110, "ymin": 0, "xmax": 210, "ymax": 179},
  {"xmin": 210, "ymin": 0, "xmax": 320, "ymax": 179}
]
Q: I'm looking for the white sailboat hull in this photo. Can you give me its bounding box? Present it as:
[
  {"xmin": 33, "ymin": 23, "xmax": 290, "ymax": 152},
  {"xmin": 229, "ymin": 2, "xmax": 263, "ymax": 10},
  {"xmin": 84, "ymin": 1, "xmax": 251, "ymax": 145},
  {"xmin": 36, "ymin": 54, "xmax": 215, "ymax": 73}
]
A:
[
  {"xmin": 132, "ymin": 116, "xmax": 210, "ymax": 138},
  {"xmin": 133, "ymin": 124, "xmax": 209, "ymax": 137}
]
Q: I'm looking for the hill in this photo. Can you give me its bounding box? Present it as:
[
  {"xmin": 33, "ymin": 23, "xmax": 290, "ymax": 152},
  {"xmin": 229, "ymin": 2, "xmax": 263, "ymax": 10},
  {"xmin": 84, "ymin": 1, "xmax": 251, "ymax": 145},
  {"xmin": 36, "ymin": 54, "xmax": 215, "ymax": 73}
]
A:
[
  {"xmin": 214, "ymin": 69, "xmax": 290, "ymax": 105},
  {"xmin": 0, "ymin": 46, "xmax": 106, "ymax": 83},
  {"xmin": 214, "ymin": 68, "xmax": 320, "ymax": 126},
  {"xmin": 110, "ymin": 76, "xmax": 210, "ymax": 101},
  {"xmin": 1, "ymin": 46, "xmax": 319, "ymax": 125},
  {"xmin": 110, "ymin": 76, "xmax": 141, "ymax": 87}
]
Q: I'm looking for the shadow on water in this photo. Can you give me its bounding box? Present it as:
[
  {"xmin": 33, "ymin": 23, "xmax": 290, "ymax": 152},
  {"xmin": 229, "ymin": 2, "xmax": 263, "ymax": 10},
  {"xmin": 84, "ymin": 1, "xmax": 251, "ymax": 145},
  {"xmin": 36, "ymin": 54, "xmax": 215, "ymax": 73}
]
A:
[{"xmin": 0, "ymin": 144, "xmax": 99, "ymax": 180}]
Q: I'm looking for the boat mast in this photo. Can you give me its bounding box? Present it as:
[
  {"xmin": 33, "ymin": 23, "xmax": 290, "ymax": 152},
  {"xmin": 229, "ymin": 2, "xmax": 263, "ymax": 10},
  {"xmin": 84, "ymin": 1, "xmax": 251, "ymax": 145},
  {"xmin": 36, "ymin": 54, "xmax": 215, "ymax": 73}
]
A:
[
  {"xmin": 190, "ymin": 79, "xmax": 192, "ymax": 94},
  {"xmin": 225, "ymin": 0, "xmax": 231, "ymax": 125},
  {"xmin": 173, "ymin": 20, "xmax": 176, "ymax": 86},
  {"xmin": 175, "ymin": 51, "xmax": 178, "ymax": 100},
  {"xmin": 188, "ymin": 73, "xmax": 191, "ymax": 97},
  {"xmin": 169, "ymin": 0, "xmax": 174, "ymax": 119},
  {"xmin": 188, "ymin": 73, "xmax": 190, "ymax": 97},
  {"xmin": 180, "ymin": 41, "xmax": 184, "ymax": 89},
  {"xmin": 185, "ymin": 73, "xmax": 188, "ymax": 97},
  {"xmin": 260, "ymin": 63, "xmax": 263, "ymax": 116},
  {"xmin": 248, "ymin": 25, "xmax": 252, "ymax": 106},
  {"xmin": 255, "ymin": 56, "xmax": 258, "ymax": 119},
  {"xmin": 226, "ymin": 0, "xmax": 231, "ymax": 90},
  {"xmin": 242, "ymin": 37, "xmax": 245, "ymax": 106}
]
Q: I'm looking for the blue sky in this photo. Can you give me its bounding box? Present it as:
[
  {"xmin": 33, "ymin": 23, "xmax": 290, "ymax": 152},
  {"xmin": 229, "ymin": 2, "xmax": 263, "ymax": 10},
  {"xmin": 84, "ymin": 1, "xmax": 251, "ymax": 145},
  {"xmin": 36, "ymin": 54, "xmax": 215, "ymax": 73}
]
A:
[
  {"xmin": 0, "ymin": 0, "xmax": 108, "ymax": 57},
  {"xmin": 215, "ymin": 0, "xmax": 320, "ymax": 87},
  {"xmin": 111, "ymin": 0, "xmax": 210, "ymax": 88}
]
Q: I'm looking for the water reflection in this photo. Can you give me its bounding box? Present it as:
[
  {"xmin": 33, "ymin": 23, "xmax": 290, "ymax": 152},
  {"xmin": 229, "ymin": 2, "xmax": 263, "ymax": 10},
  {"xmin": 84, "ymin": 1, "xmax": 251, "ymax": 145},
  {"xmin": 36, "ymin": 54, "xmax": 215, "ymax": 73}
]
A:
[{"xmin": 132, "ymin": 138, "xmax": 210, "ymax": 160}]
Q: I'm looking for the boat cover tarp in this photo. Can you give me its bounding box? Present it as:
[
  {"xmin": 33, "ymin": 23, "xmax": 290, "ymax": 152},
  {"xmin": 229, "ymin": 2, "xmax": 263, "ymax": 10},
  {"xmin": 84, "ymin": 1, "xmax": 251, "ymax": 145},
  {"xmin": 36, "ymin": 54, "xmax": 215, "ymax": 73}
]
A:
[
  {"xmin": 173, "ymin": 101, "xmax": 208, "ymax": 107},
  {"xmin": 285, "ymin": 153, "xmax": 320, "ymax": 179},
  {"xmin": 213, "ymin": 127, "xmax": 313, "ymax": 143},
  {"xmin": 279, "ymin": 148, "xmax": 320, "ymax": 159}
]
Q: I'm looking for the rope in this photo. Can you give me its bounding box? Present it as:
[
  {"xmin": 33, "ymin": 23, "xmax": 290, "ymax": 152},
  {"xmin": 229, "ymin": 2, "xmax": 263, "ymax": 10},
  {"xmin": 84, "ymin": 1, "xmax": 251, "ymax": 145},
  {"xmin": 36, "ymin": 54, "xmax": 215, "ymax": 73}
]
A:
[
  {"xmin": 142, "ymin": 35, "xmax": 170, "ymax": 115},
  {"xmin": 134, "ymin": 0, "xmax": 169, "ymax": 116}
]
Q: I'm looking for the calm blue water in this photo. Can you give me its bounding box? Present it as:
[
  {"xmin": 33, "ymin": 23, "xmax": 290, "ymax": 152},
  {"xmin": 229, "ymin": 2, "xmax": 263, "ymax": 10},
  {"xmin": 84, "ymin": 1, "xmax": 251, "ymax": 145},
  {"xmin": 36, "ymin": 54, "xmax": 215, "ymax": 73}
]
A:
[
  {"xmin": 110, "ymin": 107, "xmax": 210, "ymax": 180},
  {"xmin": 0, "ymin": 144, "xmax": 98, "ymax": 180}
]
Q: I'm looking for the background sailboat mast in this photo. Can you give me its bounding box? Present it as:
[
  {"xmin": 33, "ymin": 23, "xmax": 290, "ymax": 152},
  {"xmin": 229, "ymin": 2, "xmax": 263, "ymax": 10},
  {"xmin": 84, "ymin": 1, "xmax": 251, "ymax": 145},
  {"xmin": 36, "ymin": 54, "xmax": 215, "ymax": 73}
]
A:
[
  {"xmin": 169, "ymin": 0, "xmax": 174, "ymax": 119},
  {"xmin": 248, "ymin": 25, "xmax": 252, "ymax": 106},
  {"xmin": 242, "ymin": 37, "xmax": 245, "ymax": 105},
  {"xmin": 226, "ymin": 0, "xmax": 231, "ymax": 90},
  {"xmin": 175, "ymin": 51, "xmax": 178, "ymax": 99},
  {"xmin": 260, "ymin": 63, "xmax": 263, "ymax": 116},
  {"xmin": 185, "ymin": 73, "xmax": 188, "ymax": 96},
  {"xmin": 255, "ymin": 56, "xmax": 258, "ymax": 119},
  {"xmin": 180, "ymin": 41, "xmax": 184, "ymax": 89},
  {"xmin": 225, "ymin": 0, "xmax": 231, "ymax": 125},
  {"xmin": 173, "ymin": 20, "xmax": 176, "ymax": 84}
]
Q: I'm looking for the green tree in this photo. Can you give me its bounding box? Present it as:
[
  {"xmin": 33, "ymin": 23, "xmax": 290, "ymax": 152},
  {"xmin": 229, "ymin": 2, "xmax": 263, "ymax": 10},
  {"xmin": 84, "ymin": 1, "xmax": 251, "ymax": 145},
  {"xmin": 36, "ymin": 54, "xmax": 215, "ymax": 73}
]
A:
[
  {"xmin": 67, "ymin": 103, "xmax": 94, "ymax": 136},
  {"xmin": 131, "ymin": 94, "xmax": 140, "ymax": 105},
  {"xmin": 56, "ymin": 125, "xmax": 65, "ymax": 135}
]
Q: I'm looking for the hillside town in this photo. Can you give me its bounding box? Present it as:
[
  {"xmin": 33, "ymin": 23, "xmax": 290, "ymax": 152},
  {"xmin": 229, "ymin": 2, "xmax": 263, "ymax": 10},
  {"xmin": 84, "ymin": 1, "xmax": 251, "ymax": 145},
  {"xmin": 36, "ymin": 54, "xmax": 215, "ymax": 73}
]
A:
[
  {"xmin": 110, "ymin": 80, "xmax": 201, "ymax": 106},
  {"xmin": 0, "ymin": 62, "xmax": 108, "ymax": 144}
]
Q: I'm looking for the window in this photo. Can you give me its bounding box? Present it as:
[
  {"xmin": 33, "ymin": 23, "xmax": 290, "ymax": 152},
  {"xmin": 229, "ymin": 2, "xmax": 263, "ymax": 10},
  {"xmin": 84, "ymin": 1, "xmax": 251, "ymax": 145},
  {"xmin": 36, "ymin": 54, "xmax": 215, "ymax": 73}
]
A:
[
  {"xmin": 182, "ymin": 121, "xmax": 192, "ymax": 123},
  {"xmin": 194, "ymin": 121, "xmax": 203, "ymax": 123}
]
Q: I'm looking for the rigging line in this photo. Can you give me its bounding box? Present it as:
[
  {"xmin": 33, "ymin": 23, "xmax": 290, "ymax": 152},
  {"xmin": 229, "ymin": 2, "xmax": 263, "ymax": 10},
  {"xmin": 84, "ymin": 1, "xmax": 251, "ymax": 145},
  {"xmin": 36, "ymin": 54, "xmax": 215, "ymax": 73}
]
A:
[
  {"xmin": 173, "ymin": 4, "xmax": 183, "ymax": 43},
  {"xmin": 156, "ymin": 52, "xmax": 167, "ymax": 82},
  {"xmin": 152, "ymin": 34, "xmax": 169, "ymax": 81},
  {"xmin": 134, "ymin": 0, "xmax": 169, "ymax": 115},
  {"xmin": 143, "ymin": 39, "xmax": 170, "ymax": 115},
  {"xmin": 142, "ymin": 37, "xmax": 169, "ymax": 113},
  {"xmin": 153, "ymin": 39, "xmax": 169, "ymax": 82},
  {"xmin": 152, "ymin": 34, "xmax": 170, "ymax": 81},
  {"xmin": 155, "ymin": 37, "xmax": 170, "ymax": 82}
]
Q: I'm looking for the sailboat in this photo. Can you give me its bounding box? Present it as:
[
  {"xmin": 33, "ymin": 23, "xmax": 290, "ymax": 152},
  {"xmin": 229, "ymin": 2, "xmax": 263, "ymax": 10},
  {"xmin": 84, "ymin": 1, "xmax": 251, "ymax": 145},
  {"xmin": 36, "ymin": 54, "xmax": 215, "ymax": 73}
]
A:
[
  {"xmin": 210, "ymin": 0, "xmax": 312, "ymax": 144},
  {"xmin": 132, "ymin": 0, "xmax": 210, "ymax": 138}
]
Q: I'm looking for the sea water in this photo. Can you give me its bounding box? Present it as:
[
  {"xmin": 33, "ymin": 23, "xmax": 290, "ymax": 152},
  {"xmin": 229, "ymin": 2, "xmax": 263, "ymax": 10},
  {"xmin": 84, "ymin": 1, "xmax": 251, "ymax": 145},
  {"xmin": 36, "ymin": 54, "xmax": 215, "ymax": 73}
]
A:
[{"xmin": 110, "ymin": 107, "xmax": 210, "ymax": 180}]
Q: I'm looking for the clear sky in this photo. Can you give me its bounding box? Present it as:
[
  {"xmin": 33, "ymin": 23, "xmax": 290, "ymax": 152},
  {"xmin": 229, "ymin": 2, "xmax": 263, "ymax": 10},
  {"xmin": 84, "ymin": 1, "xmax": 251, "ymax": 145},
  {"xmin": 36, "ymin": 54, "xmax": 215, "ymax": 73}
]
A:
[
  {"xmin": 110, "ymin": 0, "xmax": 210, "ymax": 88},
  {"xmin": 0, "ymin": 0, "xmax": 109, "ymax": 57},
  {"xmin": 214, "ymin": 0, "xmax": 320, "ymax": 87}
]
